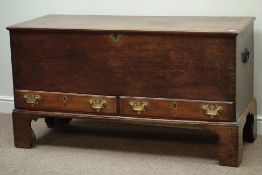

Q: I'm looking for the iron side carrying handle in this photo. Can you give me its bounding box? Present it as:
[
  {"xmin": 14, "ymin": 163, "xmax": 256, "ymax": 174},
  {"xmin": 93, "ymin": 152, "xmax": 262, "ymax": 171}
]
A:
[{"xmin": 242, "ymin": 48, "xmax": 251, "ymax": 63}]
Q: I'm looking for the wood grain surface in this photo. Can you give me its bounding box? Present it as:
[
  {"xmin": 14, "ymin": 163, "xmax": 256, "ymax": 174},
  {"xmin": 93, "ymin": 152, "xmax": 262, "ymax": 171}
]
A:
[
  {"xmin": 7, "ymin": 15, "xmax": 255, "ymax": 35},
  {"xmin": 15, "ymin": 90, "xmax": 117, "ymax": 115},
  {"xmin": 10, "ymin": 31, "xmax": 236, "ymax": 101},
  {"xmin": 12, "ymin": 98, "xmax": 257, "ymax": 167},
  {"xmin": 119, "ymin": 96, "xmax": 234, "ymax": 122},
  {"xmin": 8, "ymin": 16, "xmax": 256, "ymax": 167}
]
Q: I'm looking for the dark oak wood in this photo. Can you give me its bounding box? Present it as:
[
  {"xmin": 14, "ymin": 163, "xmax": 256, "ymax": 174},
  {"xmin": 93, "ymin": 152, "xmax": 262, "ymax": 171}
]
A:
[
  {"xmin": 15, "ymin": 90, "xmax": 117, "ymax": 115},
  {"xmin": 7, "ymin": 15, "xmax": 256, "ymax": 167},
  {"xmin": 120, "ymin": 96, "xmax": 234, "ymax": 122},
  {"xmin": 10, "ymin": 31, "xmax": 236, "ymax": 101},
  {"xmin": 12, "ymin": 98, "xmax": 256, "ymax": 167},
  {"xmin": 15, "ymin": 89, "xmax": 235, "ymax": 122},
  {"xmin": 205, "ymin": 98, "xmax": 256, "ymax": 166},
  {"xmin": 12, "ymin": 112, "xmax": 36, "ymax": 148},
  {"xmin": 235, "ymin": 24, "xmax": 254, "ymax": 119},
  {"xmin": 7, "ymin": 15, "xmax": 255, "ymax": 35}
]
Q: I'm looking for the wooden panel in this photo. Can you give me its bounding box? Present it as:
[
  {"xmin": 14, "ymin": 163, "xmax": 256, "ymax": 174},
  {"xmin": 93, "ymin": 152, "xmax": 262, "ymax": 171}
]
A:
[
  {"xmin": 235, "ymin": 24, "xmax": 254, "ymax": 119},
  {"xmin": 7, "ymin": 15, "xmax": 255, "ymax": 35},
  {"xmin": 15, "ymin": 90, "xmax": 117, "ymax": 115},
  {"xmin": 119, "ymin": 96, "xmax": 234, "ymax": 122},
  {"xmin": 10, "ymin": 31, "xmax": 236, "ymax": 101},
  {"xmin": 8, "ymin": 16, "xmax": 256, "ymax": 167}
]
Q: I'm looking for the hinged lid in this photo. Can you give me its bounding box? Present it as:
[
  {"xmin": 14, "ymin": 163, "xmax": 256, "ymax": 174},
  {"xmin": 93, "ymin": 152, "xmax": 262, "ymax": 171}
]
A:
[{"xmin": 7, "ymin": 15, "xmax": 255, "ymax": 35}]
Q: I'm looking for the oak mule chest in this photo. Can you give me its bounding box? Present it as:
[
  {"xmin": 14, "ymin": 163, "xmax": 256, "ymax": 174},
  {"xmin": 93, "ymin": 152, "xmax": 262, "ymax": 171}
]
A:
[{"xmin": 7, "ymin": 15, "xmax": 256, "ymax": 167}]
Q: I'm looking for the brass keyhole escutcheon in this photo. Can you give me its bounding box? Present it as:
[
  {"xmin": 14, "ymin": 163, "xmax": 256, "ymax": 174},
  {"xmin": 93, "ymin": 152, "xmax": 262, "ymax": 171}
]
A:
[
  {"xmin": 24, "ymin": 94, "xmax": 41, "ymax": 107},
  {"xmin": 201, "ymin": 104, "xmax": 223, "ymax": 119},
  {"xmin": 88, "ymin": 98, "xmax": 107, "ymax": 112},
  {"xmin": 60, "ymin": 95, "xmax": 69, "ymax": 105},
  {"xmin": 170, "ymin": 102, "xmax": 177, "ymax": 111},
  {"xmin": 109, "ymin": 33, "xmax": 122, "ymax": 44},
  {"xmin": 63, "ymin": 96, "xmax": 68, "ymax": 104},
  {"xmin": 129, "ymin": 101, "xmax": 148, "ymax": 114}
]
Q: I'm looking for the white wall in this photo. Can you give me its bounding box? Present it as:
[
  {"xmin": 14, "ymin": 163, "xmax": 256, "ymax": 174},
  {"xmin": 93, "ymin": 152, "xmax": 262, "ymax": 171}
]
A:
[{"xmin": 0, "ymin": 0, "xmax": 262, "ymax": 113}]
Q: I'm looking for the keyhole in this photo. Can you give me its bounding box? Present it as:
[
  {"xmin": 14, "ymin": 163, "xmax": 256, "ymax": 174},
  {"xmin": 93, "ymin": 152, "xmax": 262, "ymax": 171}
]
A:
[
  {"xmin": 113, "ymin": 34, "xmax": 118, "ymax": 39},
  {"xmin": 110, "ymin": 33, "xmax": 122, "ymax": 44},
  {"xmin": 62, "ymin": 96, "xmax": 68, "ymax": 104},
  {"xmin": 171, "ymin": 102, "xmax": 177, "ymax": 111}
]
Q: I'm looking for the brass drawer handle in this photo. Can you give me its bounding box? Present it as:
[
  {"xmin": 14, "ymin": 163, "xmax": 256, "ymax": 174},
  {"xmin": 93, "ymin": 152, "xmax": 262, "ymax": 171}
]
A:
[
  {"xmin": 24, "ymin": 94, "xmax": 41, "ymax": 107},
  {"xmin": 89, "ymin": 98, "xmax": 107, "ymax": 112},
  {"xmin": 129, "ymin": 101, "xmax": 148, "ymax": 114},
  {"xmin": 201, "ymin": 104, "xmax": 223, "ymax": 119}
]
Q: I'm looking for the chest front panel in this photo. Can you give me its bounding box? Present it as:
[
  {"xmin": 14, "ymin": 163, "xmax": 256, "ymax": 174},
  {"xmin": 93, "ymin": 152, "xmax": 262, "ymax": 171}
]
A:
[{"xmin": 11, "ymin": 31, "xmax": 236, "ymax": 101}]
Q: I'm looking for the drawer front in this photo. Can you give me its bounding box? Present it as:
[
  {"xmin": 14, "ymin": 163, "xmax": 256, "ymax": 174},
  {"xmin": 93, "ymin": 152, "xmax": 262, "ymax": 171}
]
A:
[
  {"xmin": 11, "ymin": 31, "xmax": 235, "ymax": 101},
  {"xmin": 15, "ymin": 90, "xmax": 117, "ymax": 115},
  {"xmin": 119, "ymin": 96, "xmax": 234, "ymax": 122}
]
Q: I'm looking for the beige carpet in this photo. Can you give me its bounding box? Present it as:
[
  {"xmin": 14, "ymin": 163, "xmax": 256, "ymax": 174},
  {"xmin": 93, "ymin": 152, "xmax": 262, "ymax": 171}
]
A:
[{"xmin": 0, "ymin": 113, "xmax": 262, "ymax": 175}]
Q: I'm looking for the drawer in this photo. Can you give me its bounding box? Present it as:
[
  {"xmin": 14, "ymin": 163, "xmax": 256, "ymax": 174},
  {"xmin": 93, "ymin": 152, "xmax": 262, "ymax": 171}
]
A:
[
  {"xmin": 119, "ymin": 96, "xmax": 234, "ymax": 122},
  {"xmin": 15, "ymin": 90, "xmax": 117, "ymax": 115}
]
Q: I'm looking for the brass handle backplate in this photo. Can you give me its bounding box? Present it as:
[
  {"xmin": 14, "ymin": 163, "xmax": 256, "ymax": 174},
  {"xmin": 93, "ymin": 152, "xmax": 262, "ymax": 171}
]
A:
[
  {"xmin": 24, "ymin": 94, "xmax": 41, "ymax": 107},
  {"xmin": 109, "ymin": 33, "xmax": 122, "ymax": 44},
  {"xmin": 129, "ymin": 101, "xmax": 148, "ymax": 114},
  {"xmin": 201, "ymin": 104, "xmax": 223, "ymax": 119},
  {"xmin": 89, "ymin": 98, "xmax": 107, "ymax": 112}
]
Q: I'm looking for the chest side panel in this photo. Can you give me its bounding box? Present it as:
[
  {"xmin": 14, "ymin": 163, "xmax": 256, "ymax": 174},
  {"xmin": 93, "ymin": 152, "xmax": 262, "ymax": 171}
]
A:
[
  {"xmin": 236, "ymin": 24, "xmax": 254, "ymax": 118},
  {"xmin": 10, "ymin": 31, "xmax": 236, "ymax": 101}
]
